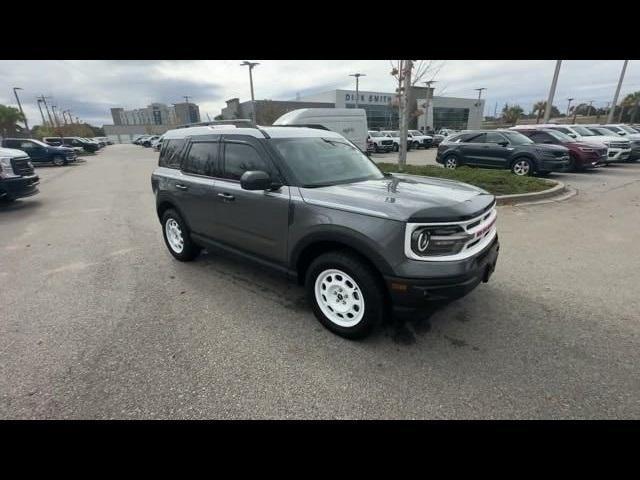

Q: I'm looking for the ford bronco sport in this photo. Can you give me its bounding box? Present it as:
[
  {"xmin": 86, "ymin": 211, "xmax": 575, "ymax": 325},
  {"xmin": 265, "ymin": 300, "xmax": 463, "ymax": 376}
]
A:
[{"xmin": 151, "ymin": 121, "xmax": 500, "ymax": 339}]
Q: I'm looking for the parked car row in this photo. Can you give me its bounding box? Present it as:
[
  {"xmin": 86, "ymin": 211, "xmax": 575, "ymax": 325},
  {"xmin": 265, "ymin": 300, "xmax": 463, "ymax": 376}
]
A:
[
  {"xmin": 0, "ymin": 135, "xmax": 107, "ymax": 203},
  {"xmin": 366, "ymin": 130, "xmax": 434, "ymax": 153},
  {"xmin": 511, "ymin": 124, "xmax": 636, "ymax": 165}
]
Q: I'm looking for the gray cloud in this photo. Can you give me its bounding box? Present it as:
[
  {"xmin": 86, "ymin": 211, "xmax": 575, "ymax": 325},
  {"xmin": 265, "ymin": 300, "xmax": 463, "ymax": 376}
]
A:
[{"xmin": 1, "ymin": 60, "xmax": 638, "ymax": 126}]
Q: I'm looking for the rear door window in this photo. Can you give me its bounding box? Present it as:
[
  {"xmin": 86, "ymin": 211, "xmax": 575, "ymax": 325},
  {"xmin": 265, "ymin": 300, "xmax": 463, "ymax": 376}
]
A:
[
  {"xmin": 181, "ymin": 141, "xmax": 219, "ymax": 177},
  {"xmin": 159, "ymin": 139, "xmax": 185, "ymax": 169}
]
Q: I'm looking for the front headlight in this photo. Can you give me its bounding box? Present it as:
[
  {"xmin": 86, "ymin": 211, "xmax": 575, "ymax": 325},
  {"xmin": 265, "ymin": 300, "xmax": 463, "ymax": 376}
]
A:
[
  {"xmin": 578, "ymin": 146, "xmax": 596, "ymax": 152},
  {"xmin": 0, "ymin": 157, "xmax": 18, "ymax": 179},
  {"xmin": 410, "ymin": 225, "xmax": 471, "ymax": 257}
]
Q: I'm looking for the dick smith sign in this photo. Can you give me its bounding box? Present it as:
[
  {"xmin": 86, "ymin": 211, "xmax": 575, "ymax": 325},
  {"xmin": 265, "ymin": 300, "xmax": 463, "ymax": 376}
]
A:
[{"xmin": 344, "ymin": 93, "xmax": 394, "ymax": 105}]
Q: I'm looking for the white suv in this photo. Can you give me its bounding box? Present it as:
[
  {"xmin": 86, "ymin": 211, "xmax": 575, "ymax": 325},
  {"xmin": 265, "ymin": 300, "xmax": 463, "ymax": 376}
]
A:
[{"xmin": 380, "ymin": 130, "xmax": 413, "ymax": 152}]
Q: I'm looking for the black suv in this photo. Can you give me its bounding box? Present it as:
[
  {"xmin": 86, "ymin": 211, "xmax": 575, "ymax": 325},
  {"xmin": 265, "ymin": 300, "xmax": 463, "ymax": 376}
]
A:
[
  {"xmin": 43, "ymin": 136, "xmax": 99, "ymax": 153},
  {"xmin": 436, "ymin": 130, "xmax": 570, "ymax": 176},
  {"xmin": 151, "ymin": 122, "xmax": 500, "ymax": 339},
  {"xmin": 2, "ymin": 138, "xmax": 77, "ymax": 166}
]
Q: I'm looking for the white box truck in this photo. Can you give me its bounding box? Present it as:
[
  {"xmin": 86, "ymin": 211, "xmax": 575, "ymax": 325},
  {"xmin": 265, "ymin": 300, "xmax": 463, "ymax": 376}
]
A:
[{"xmin": 273, "ymin": 108, "xmax": 368, "ymax": 151}]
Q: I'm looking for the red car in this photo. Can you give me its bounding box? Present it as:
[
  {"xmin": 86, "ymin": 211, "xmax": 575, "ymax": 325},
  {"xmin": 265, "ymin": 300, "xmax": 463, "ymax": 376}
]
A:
[{"xmin": 516, "ymin": 128, "xmax": 607, "ymax": 171}]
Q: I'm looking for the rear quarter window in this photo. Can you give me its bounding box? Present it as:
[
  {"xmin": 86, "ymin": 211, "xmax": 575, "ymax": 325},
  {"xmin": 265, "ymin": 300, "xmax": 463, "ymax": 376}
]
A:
[{"xmin": 159, "ymin": 139, "xmax": 185, "ymax": 169}]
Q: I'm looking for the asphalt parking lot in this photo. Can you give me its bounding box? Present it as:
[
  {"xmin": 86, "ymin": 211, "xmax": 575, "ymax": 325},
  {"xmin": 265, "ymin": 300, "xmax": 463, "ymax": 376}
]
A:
[{"xmin": 1, "ymin": 144, "xmax": 639, "ymax": 419}]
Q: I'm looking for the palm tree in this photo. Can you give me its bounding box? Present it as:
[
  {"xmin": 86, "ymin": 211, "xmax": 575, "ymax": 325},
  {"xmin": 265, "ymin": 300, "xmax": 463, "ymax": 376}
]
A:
[
  {"xmin": 622, "ymin": 91, "xmax": 640, "ymax": 123},
  {"xmin": 532, "ymin": 100, "xmax": 547, "ymax": 124},
  {"xmin": 0, "ymin": 104, "xmax": 26, "ymax": 137},
  {"xmin": 502, "ymin": 104, "xmax": 524, "ymax": 125}
]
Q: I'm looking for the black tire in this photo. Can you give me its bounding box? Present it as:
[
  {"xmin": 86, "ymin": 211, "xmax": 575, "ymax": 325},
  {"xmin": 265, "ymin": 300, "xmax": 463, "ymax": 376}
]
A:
[
  {"xmin": 161, "ymin": 209, "xmax": 201, "ymax": 262},
  {"xmin": 52, "ymin": 155, "xmax": 66, "ymax": 166},
  {"xmin": 305, "ymin": 250, "xmax": 386, "ymax": 339},
  {"xmin": 393, "ymin": 143, "xmax": 399, "ymax": 152},
  {"xmin": 511, "ymin": 157, "xmax": 534, "ymax": 176},
  {"xmin": 412, "ymin": 141, "xmax": 420, "ymax": 149},
  {"xmin": 443, "ymin": 153, "xmax": 459, "ymax": 169}
]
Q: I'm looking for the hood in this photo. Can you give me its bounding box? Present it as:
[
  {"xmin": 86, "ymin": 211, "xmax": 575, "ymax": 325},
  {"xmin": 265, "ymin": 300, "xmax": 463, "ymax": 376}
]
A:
[
  {"xmin": 581, "ymin": 134, "xmax": 626, "ymax": 144},
  {"xmin": 571, "ymin": 140, "xmax": 607, "ymax": 149},
  {"xmin": 0, "ymin": 147, "xmax": 28, "ymax": 158},
  {"xmin": 526, "ymin": 143, "xmax": 569, "ymax": 154},
  {"xmin": 298, "ymin": 174, "xmax": 495, "ymax": 223}
]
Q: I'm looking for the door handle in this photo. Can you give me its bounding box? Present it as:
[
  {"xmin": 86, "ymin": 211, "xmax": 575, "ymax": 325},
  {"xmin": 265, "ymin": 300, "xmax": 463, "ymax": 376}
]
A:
[
  {"xmin": 175, "ymin": 183, "xmax": 188, "ymax": 190},
  {"xmin": 217, "ymin": 192, "xmax": 235, "ymax": 201}
]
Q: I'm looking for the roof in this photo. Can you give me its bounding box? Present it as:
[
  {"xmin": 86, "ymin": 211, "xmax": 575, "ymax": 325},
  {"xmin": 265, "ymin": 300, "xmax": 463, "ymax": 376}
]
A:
[{"xmin": 163, "ymin": 124, "xmax": 345, "ymax": 140}]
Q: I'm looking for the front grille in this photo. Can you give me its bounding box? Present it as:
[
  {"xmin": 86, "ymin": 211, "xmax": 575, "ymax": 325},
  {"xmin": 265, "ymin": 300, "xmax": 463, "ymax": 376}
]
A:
[
  {"xmin": 609, "ymin": 141, "xmax": 630, "ymax": 149},
  {"xmin": 10, "ymin": 156, "xmax": 34, "ymax": 176},
  {"xmin": 381, "ymin": 140, "xmax": 393, "ymax": 146}
]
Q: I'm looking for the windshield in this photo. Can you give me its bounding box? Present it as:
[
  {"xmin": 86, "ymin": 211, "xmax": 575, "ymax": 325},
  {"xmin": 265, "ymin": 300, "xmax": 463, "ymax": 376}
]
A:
[
  {"xmin": 369, "ymin": 132, "xmax": 383, "ymax": 137},
  {"xmin": 618, "ymin": 125, "xmax": 638, "ymax": 134},
  {"xmin": 501, "ymin": 131, "xmax": 534, "ymax": 145},
  {"xmin": 388, "ymin": 131, "xmax": 400, "ymax": 136},
  {"xmin": 570, "ymin": 125, "xmax": 595, "ymax": 136},
  {"xmin": 591, "ymin": 127, "xmax": 618, "ymax": 136},
  {"xmin": 30, "ymin": 139, "xmax": 50, "ymax": 147},
  {"xmin": 409, "ymin": 130, "xmax": 422, "ymax": 135},
  {"xmin": 272, "ymin": 137, "xmax": 384, "ymax": 187},
  {"xmin": 542, "ymin": 129, "xmax": 574, "ymax": 142}
]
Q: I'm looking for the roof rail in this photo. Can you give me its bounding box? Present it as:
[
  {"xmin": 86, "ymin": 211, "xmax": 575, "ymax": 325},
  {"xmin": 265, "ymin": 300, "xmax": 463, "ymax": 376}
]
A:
[
  {"xmin": 269, "ymin": 124, "xmax": 331, "ymax": 131},
  {"xmin": 175, "ymin": 119, "xmax": 256, "ymax": 129}
]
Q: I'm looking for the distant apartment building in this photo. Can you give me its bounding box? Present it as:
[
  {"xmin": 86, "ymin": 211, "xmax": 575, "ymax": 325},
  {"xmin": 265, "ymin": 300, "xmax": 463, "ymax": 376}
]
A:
[
  {"xmin": 110, "ymin": 101, "xmax": 200, "ymax": 127},
  {"xmin": 105, "ymin": 101, "xmax": 201, "ymax": 143}
]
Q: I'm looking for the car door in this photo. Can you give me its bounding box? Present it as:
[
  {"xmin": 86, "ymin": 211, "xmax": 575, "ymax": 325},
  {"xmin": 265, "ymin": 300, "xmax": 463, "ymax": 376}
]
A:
[
  {"xmin": 18, "ymin": 140, "xmax": 47, "ymax": 162},
  {"xmin": 482, "ymin": 131, "xmax": 512, "ymax": 168},
  {"xmin": 458, "ymin": 133, "xmax": 486, "ymax": 165},
  {"xmin": 175, "ymin": 136, "xmax": 221, "ymax": 237},
  {"xmin": 212, "ymin": 135, "xmax": 290, "ymax": 264}
]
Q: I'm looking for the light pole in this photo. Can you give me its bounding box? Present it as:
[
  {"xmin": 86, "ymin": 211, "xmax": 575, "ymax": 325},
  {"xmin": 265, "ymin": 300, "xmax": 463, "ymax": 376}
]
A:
[
  {"xmin": 566, "ymin": 98, "xmax": 574, "ymax": 117},
  {"xmin": 36, "ymin": 99, "xmax": 47, "ymax": 127},
  {"xmin": 13, "ymin": 87, "xmax": 30, "ymax": 133},
  {"xmin": 349, "ymin": 73, "xmax": 366, "ymax": 108},
  {"xmin": 543, "ymin": 60, "xmax": 562, "ymax": 123},
  {"xmin": 608, "ymin": 60, "xmax": 629, "ymax": 123},
  {"xmin": 240, "ymin": 61, "xmax": 260, "ymax": 124},
  {"xmin": 422, "ymin": 80, "xmax": 437, "ymax": 132}
]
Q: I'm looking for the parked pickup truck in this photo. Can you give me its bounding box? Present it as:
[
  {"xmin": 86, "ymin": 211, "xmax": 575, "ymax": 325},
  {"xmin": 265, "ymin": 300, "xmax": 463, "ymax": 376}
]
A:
[
  {"xmin": 0, "ymin": 147, "xmax": 40, "ymax": 202},
  {"xmin": 2, "ymin": 138, "xmax": 77, "ymax": 166}
]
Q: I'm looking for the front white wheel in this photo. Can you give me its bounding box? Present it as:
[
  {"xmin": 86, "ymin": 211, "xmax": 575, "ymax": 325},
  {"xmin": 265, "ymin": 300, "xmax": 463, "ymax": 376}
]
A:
[
  {"xmin": 314, "ymin": 269, "xmax": 365, "ymax": 327},
  {"xmin": 445, "ymin": 156, "xmax": 458, "ymax": 169}
]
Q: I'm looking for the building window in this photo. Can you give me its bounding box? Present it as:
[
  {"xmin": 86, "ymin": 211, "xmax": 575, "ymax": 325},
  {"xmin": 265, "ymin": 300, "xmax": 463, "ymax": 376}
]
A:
[
  {"xmin": 345, "ymin": 103, "xmax": 399, "ymax": 130},
  {"xmin": 433, "ymin": 107, "xmax": 469, "ymax": 131}
]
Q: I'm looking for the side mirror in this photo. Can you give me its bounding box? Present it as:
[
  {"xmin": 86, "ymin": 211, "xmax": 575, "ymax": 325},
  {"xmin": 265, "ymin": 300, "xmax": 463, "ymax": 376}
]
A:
[
  {"xmin": 240, "ymin": 170, "xmax": 278, "ymax": 191},
  {"xmin": 568, "ymin": 133, "xmax": 577, "ymax": 138},
  {"xmin": 498, "ymin": 141, "xmax": 509, "ymax": 147}
]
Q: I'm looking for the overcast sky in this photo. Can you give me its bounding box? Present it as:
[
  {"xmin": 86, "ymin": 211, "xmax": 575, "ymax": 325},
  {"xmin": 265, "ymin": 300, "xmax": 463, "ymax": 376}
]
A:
[{"xmin": 1, "ymin": 60, "xmax": 638, "ymax": 127}]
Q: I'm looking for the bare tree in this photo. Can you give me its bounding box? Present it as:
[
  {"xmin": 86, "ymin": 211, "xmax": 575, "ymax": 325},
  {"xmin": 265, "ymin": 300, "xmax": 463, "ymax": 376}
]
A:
[{"xmin": 389, "ymin": 60, "xmax": 444, "ymax": 170}]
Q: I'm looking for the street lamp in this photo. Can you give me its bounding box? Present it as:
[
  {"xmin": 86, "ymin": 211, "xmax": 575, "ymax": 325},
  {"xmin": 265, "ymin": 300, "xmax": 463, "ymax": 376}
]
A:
[
  {"xmin": 349, "ymin": 73, "xmax": 366, "ymax": 108},
  {"xmin": 240, "ymin": 61, "xmax": 260, "ymax": 124},
  {"xmin": 36, "ymin": 98, "xmax": 47, "ymax": 126},
  {"xmin": 543, "ymin": 60, "xmax": 563, "ymax": 123},
  {"xmin": 13, "ymin": 87, "xmax": 30, "ymax": 133},
  {"xmin": 566, "ymin": 98, "xmax": 574, "ymax": 117}
]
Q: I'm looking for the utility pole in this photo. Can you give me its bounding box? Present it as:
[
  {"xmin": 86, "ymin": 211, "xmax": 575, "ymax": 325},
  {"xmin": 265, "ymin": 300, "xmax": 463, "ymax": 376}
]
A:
[
  {"xmin": 349, "ymin": 73, "xmax": 366, "ymax": 108},
  {"xmin": 36, "ymin": 99, "xmax": 46, "ymax": 127},
  {"xmin": 398, "ymin": 60, "xmax": 413, "ymax": 171},
  {"xmin": 494, "ymin": 102, "xmax": 498, "ymax": 119},
  {"xmin": 40, "ymin": 96, "xmax": 54, "ymax": 128},
  {"xmin": 62, "ymin": 110, "xmax": 69, "ymax": 125},
  {"xmin": 543, "ymin": 60, "xmax": 562, "ymax": 123},
  {"xmin": 608, "ymin": 60, "xmax": 629, "ymax": 123},
  {"xmin": 566, "ymin": 98, "xmax": 574, "ymax": 117},
  {"xmin": 183, "ymin": 95, "xmax": 191, "ymax": 104},
  {"xmin": 240, "ymin": 61, "xmax": 260, "ymax": 124},
  {"xmin": 422, "ymin": 80, "xmax": 436, "ymax": 133},
  {"xmin": 13, "ymin": 87, "xmax": 30, "ymax": 133},
  {"xmin": 587, "ymin": 100, "xmax": 594, "ymax": 117}
]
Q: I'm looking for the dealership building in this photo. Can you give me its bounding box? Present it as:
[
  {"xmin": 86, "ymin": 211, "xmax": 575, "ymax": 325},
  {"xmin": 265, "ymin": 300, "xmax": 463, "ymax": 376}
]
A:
[
  {"xmin": 219, "ymin": 87, "xmax": 483, "ymax": 131},
  {"xmin": 295, "ymin": 87, "xmax": 484, "ymax": 131}
]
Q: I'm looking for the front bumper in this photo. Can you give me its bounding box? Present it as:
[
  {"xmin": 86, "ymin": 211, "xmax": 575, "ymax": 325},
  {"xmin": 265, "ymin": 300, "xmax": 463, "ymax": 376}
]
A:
[
  {"xmin": 606, "ymin": 148, "xmax": 632, "ymax": 162},
  {"xmin": 385, "ymin": 235, "xmax": 500, "ymax": 317},
  {"xmin": 0, "ymin": 175, "xmax": 40, "ymax": 200},
  {"xmin": 539, "ymin": 156, "xmax": 571, "ymax": 172}
]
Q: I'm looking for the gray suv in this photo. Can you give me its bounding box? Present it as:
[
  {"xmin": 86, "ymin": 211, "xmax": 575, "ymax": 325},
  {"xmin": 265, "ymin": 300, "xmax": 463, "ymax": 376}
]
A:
[{"xmin": 151, "ymin": 121, "xmax": 500, "ymax": 339}]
